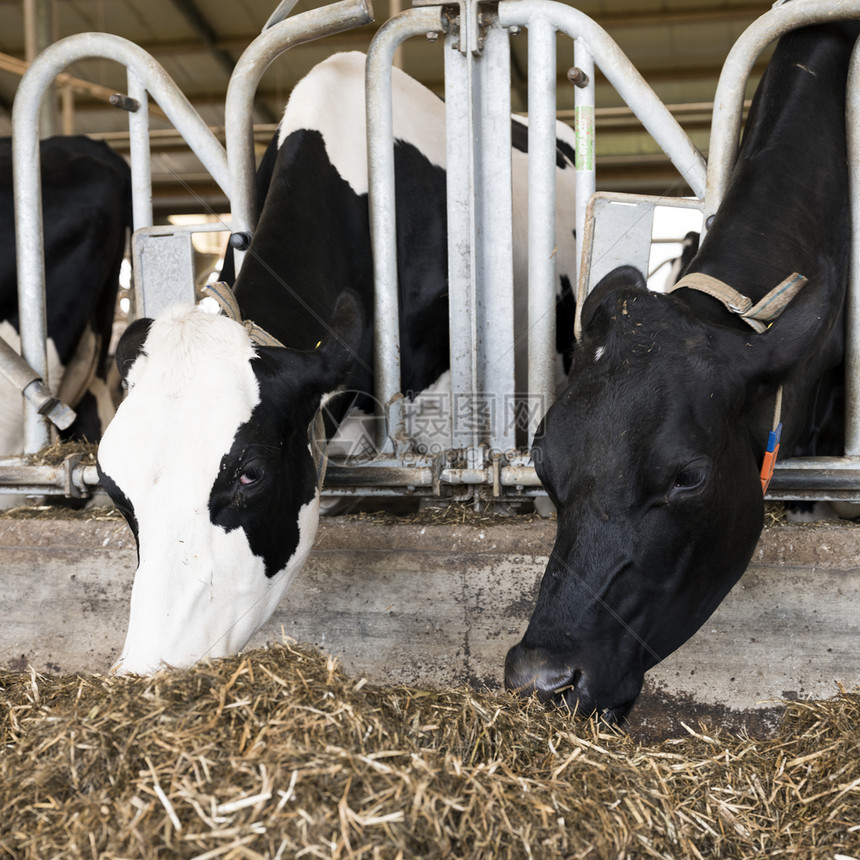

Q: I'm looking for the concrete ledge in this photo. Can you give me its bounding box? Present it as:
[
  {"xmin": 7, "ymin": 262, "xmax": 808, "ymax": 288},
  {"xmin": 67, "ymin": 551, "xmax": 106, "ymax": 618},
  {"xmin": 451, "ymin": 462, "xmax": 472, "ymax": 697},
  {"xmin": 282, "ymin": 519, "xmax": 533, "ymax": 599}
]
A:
[
  {"xmin": 1, "ymin": 514, "xmax": 857, "ymax": 564},
  {"xmin": 1, "ymin": 514, "xmax": 858, "ymax": 738}
]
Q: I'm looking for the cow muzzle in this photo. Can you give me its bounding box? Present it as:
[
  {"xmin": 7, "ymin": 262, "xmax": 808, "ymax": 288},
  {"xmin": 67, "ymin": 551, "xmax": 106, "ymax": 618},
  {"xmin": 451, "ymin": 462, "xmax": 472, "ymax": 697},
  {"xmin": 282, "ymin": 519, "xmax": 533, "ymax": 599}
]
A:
[{"xmin": 504, "ymin": 641, "xmax": 639, "ymax": 724}]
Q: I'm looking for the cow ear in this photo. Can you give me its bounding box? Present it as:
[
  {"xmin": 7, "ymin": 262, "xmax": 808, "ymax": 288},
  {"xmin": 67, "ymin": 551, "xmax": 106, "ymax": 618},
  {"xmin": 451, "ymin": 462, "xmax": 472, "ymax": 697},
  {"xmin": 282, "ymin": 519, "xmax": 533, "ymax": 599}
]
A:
[
  {"xmin": 256, "ymin": 289, "xmax": 365, "ymax": 404},
  {"xmin": 115, "ymin": 317, "xmax": 153, "ymax": 380},
  {"xmin": 317, "ymin": 288, "xmax": 365, "ymax": 384},
  {"xmin": 580, "ymin": 265, "xmax": 647, "ymax": 335}
]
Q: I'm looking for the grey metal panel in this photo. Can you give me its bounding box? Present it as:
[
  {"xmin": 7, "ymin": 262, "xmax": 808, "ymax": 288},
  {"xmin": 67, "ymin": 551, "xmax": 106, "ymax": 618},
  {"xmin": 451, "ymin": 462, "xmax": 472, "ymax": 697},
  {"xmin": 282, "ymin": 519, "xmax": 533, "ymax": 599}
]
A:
[
  {"xmin": 132, "ymin": 230, "xmax": 197, "ymax": 319},
  {"xmin": 586, "ymin": 195, "xmax": 656, "ymax": 291}
]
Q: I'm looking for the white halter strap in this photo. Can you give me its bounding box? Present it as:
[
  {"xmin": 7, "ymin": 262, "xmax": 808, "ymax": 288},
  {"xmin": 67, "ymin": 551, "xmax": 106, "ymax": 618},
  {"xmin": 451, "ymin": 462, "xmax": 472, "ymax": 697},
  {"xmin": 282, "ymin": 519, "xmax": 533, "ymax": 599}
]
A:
[
  {"xmin": 666, "ymin": 271, "xmax": 808, "ymax": 333},
  {"xmin": 202, "ymin": 281, "xmax": 286, "ymax": 348}
]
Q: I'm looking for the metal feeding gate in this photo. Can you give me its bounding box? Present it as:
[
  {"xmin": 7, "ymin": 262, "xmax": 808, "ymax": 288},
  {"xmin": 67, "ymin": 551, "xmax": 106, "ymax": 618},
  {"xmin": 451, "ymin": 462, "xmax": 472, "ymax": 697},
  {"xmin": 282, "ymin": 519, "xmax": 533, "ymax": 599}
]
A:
[{"xmin": 2, "ymin": 0, "xmax": 860, "ymax": 505}]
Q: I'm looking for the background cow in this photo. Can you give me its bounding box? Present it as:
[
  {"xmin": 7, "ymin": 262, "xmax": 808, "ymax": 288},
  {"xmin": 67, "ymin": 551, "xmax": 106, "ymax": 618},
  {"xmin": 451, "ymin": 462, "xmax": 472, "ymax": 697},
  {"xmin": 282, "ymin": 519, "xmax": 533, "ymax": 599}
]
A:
[
  {"xmin": 505, "ymin": 23, "xmax": 856, "ymax": 722},
  {"xmin": 0, "ymin": 135, "xmax": 131, "ymax": 455},
  {"xmin": 98, "ymin": 51, "xmax": 578, "ymax": 674}
]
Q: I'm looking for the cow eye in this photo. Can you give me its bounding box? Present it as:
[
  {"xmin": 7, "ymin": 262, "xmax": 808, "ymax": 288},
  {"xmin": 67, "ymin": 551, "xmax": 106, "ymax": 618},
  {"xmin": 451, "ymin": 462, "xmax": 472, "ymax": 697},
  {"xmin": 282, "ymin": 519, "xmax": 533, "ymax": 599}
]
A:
[
  {"xmin": 239, "ymin": 464, "xmax": 263, "ymax": 486},
  {"xmin": 671, "ymin": 464, "xmax": 708, "ymax": 494}
]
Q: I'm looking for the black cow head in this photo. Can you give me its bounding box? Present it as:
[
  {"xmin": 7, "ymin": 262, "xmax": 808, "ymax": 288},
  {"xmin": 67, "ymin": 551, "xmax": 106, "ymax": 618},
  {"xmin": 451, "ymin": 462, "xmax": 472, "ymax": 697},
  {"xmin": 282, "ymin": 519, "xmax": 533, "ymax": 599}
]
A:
[{"xmin": 505, "ymin": 265, "xmax": 822, "ymax": 722}]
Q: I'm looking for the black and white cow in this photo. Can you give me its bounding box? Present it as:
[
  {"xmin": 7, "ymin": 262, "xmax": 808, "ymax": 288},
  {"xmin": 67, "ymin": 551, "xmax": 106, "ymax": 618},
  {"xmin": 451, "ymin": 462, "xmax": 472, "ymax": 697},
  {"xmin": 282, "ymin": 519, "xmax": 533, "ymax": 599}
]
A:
[
  {"xmin": 98, "ymin": 51, "xmax": 577, "ymax": 674},
  {"xmin": 0, "ymin": 135, "xmax": 131, "ymax": 453},
  {"xmin": 505, "ymin": 23, "xmax": 856, "ymax": 722}
]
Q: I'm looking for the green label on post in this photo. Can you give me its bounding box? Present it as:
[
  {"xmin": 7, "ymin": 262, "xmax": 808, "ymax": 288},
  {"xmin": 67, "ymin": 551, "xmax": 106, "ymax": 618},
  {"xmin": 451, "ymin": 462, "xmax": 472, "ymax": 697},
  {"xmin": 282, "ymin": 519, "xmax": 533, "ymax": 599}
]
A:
[{"xmin": 575, "ymin": 105, "xmax": 594, "ymax": 171}]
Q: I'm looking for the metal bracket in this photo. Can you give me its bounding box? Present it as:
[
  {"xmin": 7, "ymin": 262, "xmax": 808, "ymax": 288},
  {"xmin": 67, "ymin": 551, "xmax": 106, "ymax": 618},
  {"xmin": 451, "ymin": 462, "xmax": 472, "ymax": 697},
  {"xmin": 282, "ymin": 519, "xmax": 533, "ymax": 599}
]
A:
[
  {"xmin": 0, "ymin": 453, "xmax": 96, "ymax": 498},
  {"xmin": 431, "ymin": 0, "xmax": 493, "ymax": 55},
  {"xmin": 0, "ymin": 333, "xmax": 76, "ymax": 431}
]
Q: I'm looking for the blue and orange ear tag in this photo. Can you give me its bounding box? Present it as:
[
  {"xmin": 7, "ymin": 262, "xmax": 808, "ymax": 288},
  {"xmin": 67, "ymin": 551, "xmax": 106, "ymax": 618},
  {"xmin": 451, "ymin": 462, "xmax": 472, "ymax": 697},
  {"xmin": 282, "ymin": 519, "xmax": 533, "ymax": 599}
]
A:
[{"xmin": 760, "ymin": 422, "xmax": 782, "ymax": 495}]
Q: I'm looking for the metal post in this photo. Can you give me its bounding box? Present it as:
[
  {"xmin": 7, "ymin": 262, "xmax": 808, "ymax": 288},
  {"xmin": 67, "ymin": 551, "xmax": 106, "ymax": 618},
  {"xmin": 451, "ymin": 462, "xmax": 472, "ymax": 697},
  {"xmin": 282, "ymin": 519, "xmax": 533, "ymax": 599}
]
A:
[
  {"xmin": 366, "ymin": 7, "xmax": 446, "ymax": 452},
  {"xmin": 573, "ymin": 38, "xmax": 595, "ymax": 296},
  {"xmin": 475, "ymin": 13, "xmax": 516, "ymax": 456},
  {"xmin": 526, "ymin": 17, "xmax": 557, "ymax": 442},
  {"xmin": 441, "ymin": 2, "xmax": 516, "ymax": 462},
  {"xmin": 443, "ymin": 10, "xmax": 480, "ymax": 458},
  {"xmin": 389, "ymin": 0, "xmax": 404, "ymax": 68},
  {"xmin": 127, "ymin": 67, "xmax": 153, "ymax": 231},
  {"xmin": 14, "ymin": 118, "xmax": 50, "ymax": 453}
]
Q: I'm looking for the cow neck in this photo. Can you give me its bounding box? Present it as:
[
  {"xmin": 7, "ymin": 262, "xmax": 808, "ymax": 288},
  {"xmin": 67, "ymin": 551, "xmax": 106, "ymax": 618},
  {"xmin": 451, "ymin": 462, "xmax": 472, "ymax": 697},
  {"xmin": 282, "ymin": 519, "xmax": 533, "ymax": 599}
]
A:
[
  {"xmin": 202, "ymin": 281, "xmax": 328, "ymax": 492},
  {"xmin": 667, "ymin": 271, "xmax": 808, "ymax": 496},
  {"xmin": 665, "ymin": 271, "xmax": 807, "ymax": 333}
]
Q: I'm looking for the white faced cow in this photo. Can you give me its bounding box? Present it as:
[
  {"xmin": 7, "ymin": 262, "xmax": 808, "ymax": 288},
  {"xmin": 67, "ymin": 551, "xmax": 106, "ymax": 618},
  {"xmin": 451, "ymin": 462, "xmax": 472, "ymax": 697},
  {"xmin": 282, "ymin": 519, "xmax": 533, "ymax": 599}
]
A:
[
  {"xmin": 0, "ymin": 135, "xmax": 130, "ymax": 455},
  {"xmin": 98, "ymin": 51, "xmax": 577, "ymax": 674},
  {"xmin": 505, "ymin": 23, "xmax": 857, "ymax": 722}
]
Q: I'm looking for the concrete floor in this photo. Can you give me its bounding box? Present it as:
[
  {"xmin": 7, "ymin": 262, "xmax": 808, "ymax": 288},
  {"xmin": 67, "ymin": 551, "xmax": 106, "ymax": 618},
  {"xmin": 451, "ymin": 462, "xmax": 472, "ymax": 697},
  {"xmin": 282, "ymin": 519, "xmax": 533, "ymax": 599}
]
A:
[{"xmin": 1, "ymin": 513, "xmax": 858, "ymax": 738}]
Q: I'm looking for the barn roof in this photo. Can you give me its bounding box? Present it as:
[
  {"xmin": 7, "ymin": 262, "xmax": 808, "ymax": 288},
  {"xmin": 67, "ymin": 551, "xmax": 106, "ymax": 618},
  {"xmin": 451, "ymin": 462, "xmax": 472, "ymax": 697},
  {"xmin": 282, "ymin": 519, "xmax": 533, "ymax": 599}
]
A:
[{"xmin": 0, "ymin": 0, "xmax": 771, "ymax": 218}]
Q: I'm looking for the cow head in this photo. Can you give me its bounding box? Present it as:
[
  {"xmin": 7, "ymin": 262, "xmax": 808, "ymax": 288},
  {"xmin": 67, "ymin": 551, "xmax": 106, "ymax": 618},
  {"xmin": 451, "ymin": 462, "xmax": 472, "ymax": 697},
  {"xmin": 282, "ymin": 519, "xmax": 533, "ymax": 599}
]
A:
[
  {"xmin": 98, "ymin": 291, "xmax": 362, "ymax": 674},
  {"xmin": 505, "ymin": 265, "xmax": 819, "ymax": 721}
]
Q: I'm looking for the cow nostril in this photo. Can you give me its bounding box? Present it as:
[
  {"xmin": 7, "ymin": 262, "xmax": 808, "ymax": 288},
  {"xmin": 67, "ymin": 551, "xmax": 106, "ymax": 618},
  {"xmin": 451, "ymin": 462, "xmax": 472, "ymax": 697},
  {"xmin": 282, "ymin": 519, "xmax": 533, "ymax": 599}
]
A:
[
  {"xmin": 553, "ymin": 667, "xmax": 582, "ymax": 697},
  {"xmin": 504, "ymin": 642, "xmax": 581, "ymax": 703}
]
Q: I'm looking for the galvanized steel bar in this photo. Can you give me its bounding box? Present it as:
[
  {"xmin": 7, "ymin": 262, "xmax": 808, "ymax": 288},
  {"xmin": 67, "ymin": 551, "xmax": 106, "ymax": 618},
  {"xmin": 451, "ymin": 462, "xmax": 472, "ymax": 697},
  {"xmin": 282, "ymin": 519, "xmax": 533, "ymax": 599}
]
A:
[
  {"xmin": 225, "ymin": 0, "xmax": 374, "ymax": 276},
  {"xmin": 14, "ymin": 33, "xmax": 230, "ymax": 197},
  {"xmin": 12, "ymin": 31, "xmax": 230, "ymax": 454},
  {"xmin": 126, "ymin": 67, "xmax": 153, "ymax": 231},
  {"xmin": 366, "ymin": 7, "xmax": 446, "ymax": 452},
  {"xmin": 321, "ymin": 456, "xmax": 860, "ymax": 498},
  {"xmin": 475, "ymin": 13, "xmax": 516, "ymax": 456},
  {"xmin": 4, "ymin": 452, "xmax": 860, "ymax": 502},
  {"xmin": 767, "ymin": 456, "xmax": 860, "ymax": 500},
  {"xmin": 0, "ymin": 456, "xmax": 96, "ymax": 497},
  {"xmin": 0, "ymin": 336, "xmax": 75, "ymax": 431},
  {"xmin": 12, "ymin": 123, "xmax": 49, "ymax": 453},
  {"xmin": 442, "ymin": 13, "xmax": 480, "ymax": 457},
  {"xmin": 573, "ymin": 38, "xmax": 595, "ymax": 296},
  {"xmin": 498, "ymin": 0, "xmax": 707, "ymax": 200},
  {"xmin": 526, "ymin": 17, "xmax": 557, "ymax": 442}
]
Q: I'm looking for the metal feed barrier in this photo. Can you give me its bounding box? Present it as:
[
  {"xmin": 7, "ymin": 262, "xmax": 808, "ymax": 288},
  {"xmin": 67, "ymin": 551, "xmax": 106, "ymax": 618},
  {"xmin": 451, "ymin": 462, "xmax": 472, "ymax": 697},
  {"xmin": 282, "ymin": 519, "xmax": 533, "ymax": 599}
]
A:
[
  {"xmin": 0, "ymin": 0, "xmax": 374, "ymax": 499},
  {"xmin": 1, "ymin": 0, "xmax": 860, "ymax": 504}
]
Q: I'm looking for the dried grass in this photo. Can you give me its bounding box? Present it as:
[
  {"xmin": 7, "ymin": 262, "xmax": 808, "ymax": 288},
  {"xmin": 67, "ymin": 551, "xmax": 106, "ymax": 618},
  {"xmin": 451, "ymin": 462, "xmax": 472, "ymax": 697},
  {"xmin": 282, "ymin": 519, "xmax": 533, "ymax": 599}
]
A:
[
  {"xmin": 27, "ymin": 440, "xmax": 99, "ymax": 468},
  {"xmin": 1, "ymin": 643, "xmax": 857, "ymax": 859},
  {"xmin": 343, "ymin": 500, "xmax": 548, "ymax": 527}
]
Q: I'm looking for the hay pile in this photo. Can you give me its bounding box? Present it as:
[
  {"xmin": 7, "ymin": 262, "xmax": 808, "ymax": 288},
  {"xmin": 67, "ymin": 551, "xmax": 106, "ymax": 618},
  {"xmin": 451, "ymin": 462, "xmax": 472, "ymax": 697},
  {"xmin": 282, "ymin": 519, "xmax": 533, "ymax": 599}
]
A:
[
  {"xmin": 27, "ymin": 440, "xmax": 99, "ymax": 468},
  {"xmin": 1, "ymin": 644, "xmax": 858, "ymax": 859}
]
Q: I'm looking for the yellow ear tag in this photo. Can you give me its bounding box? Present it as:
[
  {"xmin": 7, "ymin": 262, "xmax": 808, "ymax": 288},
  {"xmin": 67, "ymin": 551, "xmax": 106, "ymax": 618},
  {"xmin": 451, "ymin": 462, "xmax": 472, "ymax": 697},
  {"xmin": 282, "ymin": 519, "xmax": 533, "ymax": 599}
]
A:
[{"xmin": 315, "ymin": 340, "xmax": 322, "ymax": 349}]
